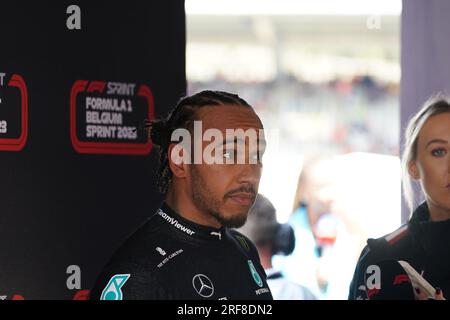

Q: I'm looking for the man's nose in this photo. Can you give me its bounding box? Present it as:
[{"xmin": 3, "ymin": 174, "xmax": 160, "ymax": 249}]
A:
[{"xmin": 236, "ymin": 163, "xmax": 262, "ymax": 186}]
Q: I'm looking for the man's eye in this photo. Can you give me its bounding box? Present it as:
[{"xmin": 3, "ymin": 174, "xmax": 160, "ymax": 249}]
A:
[{"xmin": 431, "ymin": 148, "xmax": 447, "ymax": 157}]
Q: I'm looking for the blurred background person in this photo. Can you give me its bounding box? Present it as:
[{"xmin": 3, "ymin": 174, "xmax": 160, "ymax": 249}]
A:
[
  {"xmin": 273, "ymin": 153, "xmax": 400, "ymax": 299},
  {"xmin": 238, "ymin": 194, "xmax": 317, "ymax": 300},
  {"xmin": 273, "ymin": 157, "xmax": 330, "ymax": 298}
]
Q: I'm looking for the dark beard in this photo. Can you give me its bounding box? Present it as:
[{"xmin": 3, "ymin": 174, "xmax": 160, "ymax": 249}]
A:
[
  {"xmin": 191, "ymin": 167, "xmax": 249, "ymax": 228},
  {"xmin": 212, "ymin": 210, "xmax": 248, "ymax": 229}
]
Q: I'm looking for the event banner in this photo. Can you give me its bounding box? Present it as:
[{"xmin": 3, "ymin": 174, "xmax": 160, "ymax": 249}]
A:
[{"xmin": 0, "ymin": 1, "xmax": 186, "ymax": 299}]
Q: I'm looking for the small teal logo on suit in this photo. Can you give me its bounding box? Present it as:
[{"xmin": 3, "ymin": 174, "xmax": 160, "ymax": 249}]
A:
[
  {"xmin": 100, "ymin": 274, "xmax": 130, "ymax": 300},
  {"xmin": 247, "ymin": 260, "xmax": 263, "ymax": 287}
]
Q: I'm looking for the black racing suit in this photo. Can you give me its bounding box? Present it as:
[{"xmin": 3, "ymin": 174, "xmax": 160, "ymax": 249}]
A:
[
  {"xmin": 91, "ymin": 202, "xmax": 273, "ymax": 300},
  {"xmin": 348, "ymin": 202, "xmax": 450, "ymax": 300}
]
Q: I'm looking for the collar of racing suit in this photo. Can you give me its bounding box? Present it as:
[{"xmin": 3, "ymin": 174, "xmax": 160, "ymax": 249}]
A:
[
  {"xmin": 156, "ymin": 202, "xmax": 227, "ymax": 242},
  {"xmin": 408, "ymin": 202, "xmax": 450, "ymax": 279}
]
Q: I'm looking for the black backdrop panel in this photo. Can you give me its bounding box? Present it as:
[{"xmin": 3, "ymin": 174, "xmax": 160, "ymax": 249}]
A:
[{"xmin": 0, "ymin": 1, "xmax": 186, "ymax": 299}]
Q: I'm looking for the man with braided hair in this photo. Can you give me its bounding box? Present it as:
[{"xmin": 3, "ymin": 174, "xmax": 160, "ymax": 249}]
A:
[{"xmin": 91, "ymin": 91, "xmax": 272, "ymax": 300}]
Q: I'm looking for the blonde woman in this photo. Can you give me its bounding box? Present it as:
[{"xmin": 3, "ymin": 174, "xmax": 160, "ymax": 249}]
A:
[{"xmin": 348, "ymin": 95, "xmax": 449, "ymax": 300}]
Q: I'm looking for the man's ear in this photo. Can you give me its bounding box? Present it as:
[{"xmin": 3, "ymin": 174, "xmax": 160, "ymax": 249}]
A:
[
  {"xmin": 408, "ymin": 160, "xmax": 420, "ymax": 180},
  {"xmin": 168, "ymin": 143, "xmax": 189, "ymax": 178}
]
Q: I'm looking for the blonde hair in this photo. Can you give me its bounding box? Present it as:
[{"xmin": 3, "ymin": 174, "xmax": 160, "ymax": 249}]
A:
[{"xmin": 402, "ymin": 94, "xmax": 450, "ymax": 213}]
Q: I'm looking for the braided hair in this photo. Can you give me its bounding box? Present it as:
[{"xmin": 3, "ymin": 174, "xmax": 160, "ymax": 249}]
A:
[{"xmin": 145, "ymin": 90, "xmax": 253, "ymax": 194}]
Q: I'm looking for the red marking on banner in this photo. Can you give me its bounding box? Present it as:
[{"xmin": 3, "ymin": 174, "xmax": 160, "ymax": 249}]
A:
[{"xmin": 0, "ymin": 74, "xmax": 28, "ymax": 151}]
